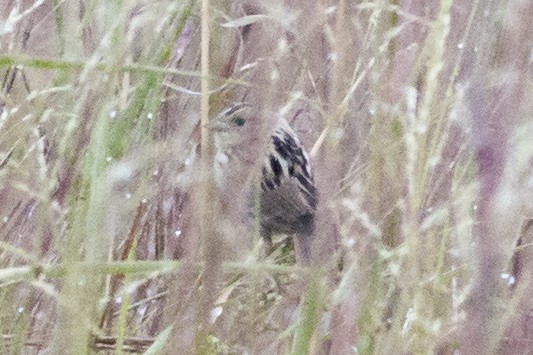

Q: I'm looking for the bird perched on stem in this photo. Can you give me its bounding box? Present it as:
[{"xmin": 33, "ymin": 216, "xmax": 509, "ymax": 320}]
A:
[{"xmin": 207, "ymin": 103, "xmax": 317, "ymax": 264}]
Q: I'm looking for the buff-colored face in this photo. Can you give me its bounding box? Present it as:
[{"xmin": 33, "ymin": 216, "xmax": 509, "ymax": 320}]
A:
[
  {"xmin": 207, "ymin": 103, "xmax": 250, "ymax": 132},
  {"xmin": 205, "ymin": 103, "xmax": 258, "ymax": 186},
  {"xmin": 206, "ymin": 103, "xmax": 253, "ymax": 152}
]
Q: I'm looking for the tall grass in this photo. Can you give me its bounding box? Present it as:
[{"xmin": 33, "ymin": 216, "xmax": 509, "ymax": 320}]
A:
[{"xmin": 1, "ymin": 0, "xmax": 533, "ymax": 353}]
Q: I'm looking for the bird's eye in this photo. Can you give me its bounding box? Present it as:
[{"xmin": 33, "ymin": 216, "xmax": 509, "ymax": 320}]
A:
[{"xmin": 233, "ymin": 116, "xmax": 246, "ymax": 127}]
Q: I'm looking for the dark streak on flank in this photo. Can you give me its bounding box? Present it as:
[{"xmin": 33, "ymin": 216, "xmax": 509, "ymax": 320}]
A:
[
  {"xmin": 262, "ymin": 178, "xmax": 274, "ymax": 191},
  {"xmin": 269, "ymin": 155, "xmax": 283, "ymax": 186},
  {"xmin": 288, "ymin": 163, "xmax": 295, "ymax": 175},
  {"xmin": 295, "ymin": 173, "xmax": 317, "ymax": 208}
]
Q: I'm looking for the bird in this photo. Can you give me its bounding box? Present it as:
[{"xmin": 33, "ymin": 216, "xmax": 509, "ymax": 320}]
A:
[{"xmin": 207, "ymin": 103, "xmax": 318, "ymax": 264}]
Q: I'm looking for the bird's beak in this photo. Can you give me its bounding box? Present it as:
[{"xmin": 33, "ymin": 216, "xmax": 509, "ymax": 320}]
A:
[{"xmin": 203, "ymin": 120, "xmax": 229, "ymax": 132}]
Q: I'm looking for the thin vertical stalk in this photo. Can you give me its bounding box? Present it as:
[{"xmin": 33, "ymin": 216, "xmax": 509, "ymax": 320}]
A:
[
  {"xmin": 196, "ymin": 0, "xmax": 221, "ymax": 352},
  {"xmin": 200, "ymin": 0, "xmax": 210, "ymax": 147}
]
